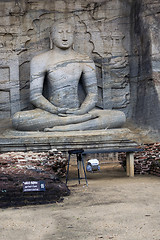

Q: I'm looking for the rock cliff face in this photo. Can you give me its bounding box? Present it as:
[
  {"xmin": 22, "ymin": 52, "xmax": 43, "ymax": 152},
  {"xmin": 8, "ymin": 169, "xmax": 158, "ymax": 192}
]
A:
[
  {"xmin": 0, "ymin": 0, "xmax": 160, "ymax": 131},
  {"xmin": 130, "ymin": 0, "xmax": 160, "ymax": 130}
]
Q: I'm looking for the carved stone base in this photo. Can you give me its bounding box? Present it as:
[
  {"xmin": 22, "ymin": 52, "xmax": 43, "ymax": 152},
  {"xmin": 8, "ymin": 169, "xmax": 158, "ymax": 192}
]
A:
[{"xmin": 0, "ymin": 128, "xmax": 138, "ymax": 152}]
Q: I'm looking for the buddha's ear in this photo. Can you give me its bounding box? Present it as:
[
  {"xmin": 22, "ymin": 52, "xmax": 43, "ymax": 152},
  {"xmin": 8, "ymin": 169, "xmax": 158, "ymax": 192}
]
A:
[{"xmin": 49, "ymin": 32, "xmax": 53, "ymax": 49}]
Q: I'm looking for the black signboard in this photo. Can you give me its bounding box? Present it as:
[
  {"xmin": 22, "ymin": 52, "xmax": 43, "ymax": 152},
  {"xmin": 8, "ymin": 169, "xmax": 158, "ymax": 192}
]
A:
[{"xmin": 23, "ymin": 181, "xmax": 45, "ymax": 192}]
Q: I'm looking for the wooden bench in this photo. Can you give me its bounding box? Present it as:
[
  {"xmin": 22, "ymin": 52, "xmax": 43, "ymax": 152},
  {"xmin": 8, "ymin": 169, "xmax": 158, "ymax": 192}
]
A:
[{"xmin": 66, "ymin": 147, "xmax": 143, "ymax": 186}]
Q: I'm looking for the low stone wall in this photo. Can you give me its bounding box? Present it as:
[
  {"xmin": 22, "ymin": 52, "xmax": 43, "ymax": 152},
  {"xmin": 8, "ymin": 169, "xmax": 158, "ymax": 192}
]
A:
[
  {"xmin": 119, "ymin": 143, "xmax": 160, "ymax": 176},
  {"xmin": 0, "ymin": 149, "xmax": 69, "ymax": 208}
]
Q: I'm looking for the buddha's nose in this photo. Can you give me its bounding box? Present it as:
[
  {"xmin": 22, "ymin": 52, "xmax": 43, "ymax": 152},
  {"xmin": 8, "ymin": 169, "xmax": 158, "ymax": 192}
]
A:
[{"xmin": 62, "ymin": 31, "xmax": 67, "ymax": 40}]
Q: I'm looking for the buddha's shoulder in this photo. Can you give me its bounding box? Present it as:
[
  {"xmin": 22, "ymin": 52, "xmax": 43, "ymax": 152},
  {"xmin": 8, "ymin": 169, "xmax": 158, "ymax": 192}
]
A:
[{"xmin": 31, "ymin": 51, "xmax": 51, "ymax": 64}]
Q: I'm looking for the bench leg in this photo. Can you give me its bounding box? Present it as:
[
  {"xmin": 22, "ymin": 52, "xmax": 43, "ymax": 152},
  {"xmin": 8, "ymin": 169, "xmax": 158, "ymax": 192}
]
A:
[
  {"xmin": 81, "ymin": 154, "xmax": 88, "ymax": 187},
  {"xmin": 66, "ymin": 153, "xmax": 71, "ymax": 184},
  {"xmin": 77, "ymin": 154, "xmax": 81, "ymax": 184},
  {"xmin": 126, "ymin": 152, "xmax": 134, "ymax": 177}
]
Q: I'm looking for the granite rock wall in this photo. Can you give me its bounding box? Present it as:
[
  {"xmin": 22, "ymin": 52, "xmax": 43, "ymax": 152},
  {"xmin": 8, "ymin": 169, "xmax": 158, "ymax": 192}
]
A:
[
  {"xmin": 130, "ymin": 0, "xmax": 160, "ymax": 130},
  {"xmin": 0, "ymin": 0, "xmax": 160, "ymax": 132},
  {"xmin": 0, "ymin": 0, "xmax": 132, "ymax": 118}
]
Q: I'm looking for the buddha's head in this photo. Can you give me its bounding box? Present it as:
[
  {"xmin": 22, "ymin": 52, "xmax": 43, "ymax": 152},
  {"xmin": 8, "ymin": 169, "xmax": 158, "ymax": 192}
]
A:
[{"xmin": 51, "ymin": 21, "xmax": 74, "ymax": 50}]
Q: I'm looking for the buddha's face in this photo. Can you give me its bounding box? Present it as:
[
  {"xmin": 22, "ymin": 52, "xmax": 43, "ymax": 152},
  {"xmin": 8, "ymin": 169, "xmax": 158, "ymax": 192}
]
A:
[{"xmin": 51, "ymin": 23, "xmax": 74, "ymax": 50}]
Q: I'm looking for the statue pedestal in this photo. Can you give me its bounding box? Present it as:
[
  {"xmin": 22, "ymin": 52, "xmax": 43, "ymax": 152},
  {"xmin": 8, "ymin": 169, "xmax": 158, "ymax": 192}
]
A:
[{"xmin": 0, "ymin": 128, "xmax": 138, "ymax": 152}]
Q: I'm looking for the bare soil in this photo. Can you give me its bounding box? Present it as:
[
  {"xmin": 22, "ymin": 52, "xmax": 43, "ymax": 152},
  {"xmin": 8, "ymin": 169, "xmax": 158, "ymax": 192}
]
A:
[{"xmin": 0, "ymin": 165, "xmax": 160, "ymax": 240}]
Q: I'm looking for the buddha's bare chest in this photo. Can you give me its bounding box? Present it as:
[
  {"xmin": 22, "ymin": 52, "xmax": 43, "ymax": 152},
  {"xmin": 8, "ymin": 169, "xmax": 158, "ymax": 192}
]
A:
[{"xmin": 47, "ymin": 61, "xmax": 82, "ymax": 89}]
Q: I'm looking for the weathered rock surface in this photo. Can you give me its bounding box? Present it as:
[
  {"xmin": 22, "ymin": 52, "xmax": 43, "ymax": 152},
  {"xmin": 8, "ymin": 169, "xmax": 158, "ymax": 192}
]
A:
[
  {"xmin": 0, "ymin": 0, "xmax": 160, "ymax": 134},
  {"xmin": 130, "ymin": 0, "xmax": 160, "ymax": 131},
  {"xmin": 0, "ymin": 1, "xmax": 132, "ymax": 123}
]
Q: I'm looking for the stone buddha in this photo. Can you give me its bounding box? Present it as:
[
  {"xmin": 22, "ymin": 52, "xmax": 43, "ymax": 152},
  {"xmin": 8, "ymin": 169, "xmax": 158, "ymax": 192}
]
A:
[{"xmin": 12, "ymin": 21, "xmax": 126, "ymax": 131}]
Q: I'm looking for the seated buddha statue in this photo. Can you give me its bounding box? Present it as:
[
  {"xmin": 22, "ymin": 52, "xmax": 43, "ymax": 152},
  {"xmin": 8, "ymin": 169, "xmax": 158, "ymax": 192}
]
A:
[{"xmin": 12, "ymin": 21, "xmax": 126, "ymax": 131}]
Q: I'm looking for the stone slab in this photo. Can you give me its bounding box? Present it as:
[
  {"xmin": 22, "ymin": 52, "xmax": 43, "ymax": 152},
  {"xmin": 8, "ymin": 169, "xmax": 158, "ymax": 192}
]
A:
[
  {"xmin": 0, "ymin": 128, "xmax": 138, "ymax": 152},
  {"xmin": 0, "ymin": 53, "xmax": 20, "ymax": 118}
]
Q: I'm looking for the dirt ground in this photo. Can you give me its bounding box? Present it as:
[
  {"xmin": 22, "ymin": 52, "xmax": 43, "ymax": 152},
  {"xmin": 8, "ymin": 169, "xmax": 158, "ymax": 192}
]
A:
[{"xmin": 0, "ymin": 164, "xmax": 160, "ymax": 240}]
